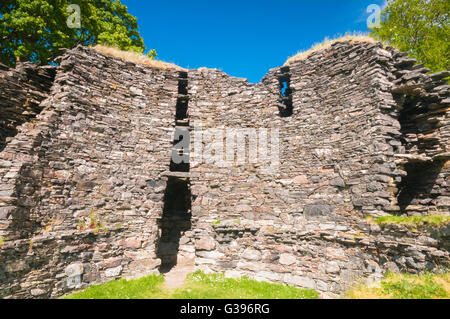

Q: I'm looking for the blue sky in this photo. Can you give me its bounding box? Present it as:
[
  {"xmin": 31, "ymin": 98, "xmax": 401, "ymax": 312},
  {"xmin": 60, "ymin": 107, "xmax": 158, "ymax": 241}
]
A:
[{"xmin": 124, "ymin": 0, "xmax": 386, "ymax": 83}]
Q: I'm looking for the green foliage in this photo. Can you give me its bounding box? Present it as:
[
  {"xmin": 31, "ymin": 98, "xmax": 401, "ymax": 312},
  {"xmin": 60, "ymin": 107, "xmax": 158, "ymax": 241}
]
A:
[
  {"xmin": 370, "ymin": 0, "xmax": 449, "ymax": 72},
  {"xmin": 145, "ymin": 49, "xmax": 157, "ymax": 60},
  {"xmin": 211, "ymin": 218, "xmax": 221, "ymax": 226},
  {"xmin": 367, "ymin": 215, "xmax": 450, "ymax": 228},
  {"xmin": 381, "ymin": 273, "xmax": 448, "ymax": 299},
  {"xmin": 64, "ymin": 271, "xmax": 319, "ymax": 299},
  {"xmin": 77, "ymin": 220, "xmax": 86, "ymax": 231},
  {"xmin": 0, "ymin": 0, "xmax": 149, "ymax": 67},
  {"xmin": 0, "ymin": 236, "xmax": 5, "ymax": 246}
]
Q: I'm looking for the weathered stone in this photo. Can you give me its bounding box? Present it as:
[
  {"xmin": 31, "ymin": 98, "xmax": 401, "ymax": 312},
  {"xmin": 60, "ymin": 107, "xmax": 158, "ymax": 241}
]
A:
[
  {"xmin": 99, "ymin": 257, "xmax": 122, "ymax": 269},
  {"xmin": 293, "ymin": 175, "xmax": 308, "ymax": 185},
  {"xmin": 330, "ymin": 177, "xmax": 345, "ymax": 188},
  {"xmin": 5, "ymin": 260, "xmax": 29, "ymax": 273},
  {"xmin": 65, "ymin": 263, "xmax": 83, "ymax": 277},
  {"xmin": 283, "ymin": 274, "xmax": 316, "ymax": 289},
  {"xmin": 241, "ymin": 249, "xmax": 262, "ymax": 261},
  {"xmin": 325, "ymin": 262, "xmax": 340, "ymax": 274},
  {"xmin": 279, "ymin": 253, "xmax": 297, "ymax": 266},
  {"xmin": 105, "ymin": 266, "xmax": 123, "ymax": 277},
  {"xmin": 30, "ymin": 288, "xmax": 47, "ymax": 297},
  {"xmin": 195, "ymin": 236, "xmax": 216, "ymax": 251},
  {"xmin": 304, "ymin": 204, "xmax": 334, "ymax": 217}
]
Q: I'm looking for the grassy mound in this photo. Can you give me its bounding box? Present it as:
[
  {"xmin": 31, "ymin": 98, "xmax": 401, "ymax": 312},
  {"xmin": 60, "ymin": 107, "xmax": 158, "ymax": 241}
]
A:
[
  {"xmin": 345, "ymin": 272, "xmax": 450, "ymax": 299},
  {"xmin": 64, "ymin": 271, "xmax": 319, "ymax": 300}
]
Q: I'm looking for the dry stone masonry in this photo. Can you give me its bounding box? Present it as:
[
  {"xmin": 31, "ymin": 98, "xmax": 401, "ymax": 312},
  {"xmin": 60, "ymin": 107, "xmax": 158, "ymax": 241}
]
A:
[{"xmin": 0, "ymin": 41, "xmax": 448, "ymax": 298}]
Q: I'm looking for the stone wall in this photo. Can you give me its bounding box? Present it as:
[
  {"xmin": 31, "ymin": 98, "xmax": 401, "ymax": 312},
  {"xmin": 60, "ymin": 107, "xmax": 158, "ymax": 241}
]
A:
[
  {"xmin": 0, "ymin": 42, "xmax": 448, "ymax": 299},
  {"xmin": 386, "ymin": 48, "xmax": 450, "ymax": 215},
  {"xmin": 186, "ymin": 41, "xmax": 449, "ymax": 296},
  {"xmin": 0, "ymin": 62, "xmax": 56, "ymax": 152},
  {"xmin": 0, "ymin": 46, "xmax": 180, "ymax": 298}
]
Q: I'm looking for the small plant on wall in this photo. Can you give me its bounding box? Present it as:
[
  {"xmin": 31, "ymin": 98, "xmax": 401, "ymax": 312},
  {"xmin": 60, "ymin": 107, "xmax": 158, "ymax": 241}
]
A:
[
  {"xmin": 77, "ymin": 220, "xmax": 87, "ymax": 231},
  {"xmin": 77, "ymin": 212, "xmax": 108, "ymax": 234}
]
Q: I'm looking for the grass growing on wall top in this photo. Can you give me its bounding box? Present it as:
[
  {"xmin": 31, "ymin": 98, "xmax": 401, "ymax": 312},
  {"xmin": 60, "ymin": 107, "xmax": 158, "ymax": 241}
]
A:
[
  {"xmin": 366, "ymin": 215, "xmax": 450, "ymax": 228},
  {"xmin": 285, "ymin": 32, "xmax": 376, "ymax": 65},
  {"xmin": 92, "ymin": 45, "xmax": 186, "ymax": 71},
  {"xmin": 63, "ymin": 271, "xmax": 319, "ymax": 299},
  {"xmin": 345, "ymin": 272, "xmax": 450, "ymax": 299}
]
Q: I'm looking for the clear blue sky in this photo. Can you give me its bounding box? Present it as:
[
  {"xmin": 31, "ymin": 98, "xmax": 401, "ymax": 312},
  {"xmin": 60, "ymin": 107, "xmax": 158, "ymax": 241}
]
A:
[{"xmin": 124, "ymin": 0, "xmax": 386, "ymax": 83}]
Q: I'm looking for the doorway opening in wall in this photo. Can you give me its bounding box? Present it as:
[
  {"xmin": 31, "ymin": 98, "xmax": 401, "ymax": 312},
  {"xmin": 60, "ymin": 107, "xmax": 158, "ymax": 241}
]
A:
[
  {"xmin": 397, "ymin": 160, "xmax": 445, "ymax": 214},
  {"xmin": 394, "ymin": 92, "xmax": 446, "ymax": 215},
  {"xmin": 156, "ymin": 176, "xmax": 192, "ymax": 274}
]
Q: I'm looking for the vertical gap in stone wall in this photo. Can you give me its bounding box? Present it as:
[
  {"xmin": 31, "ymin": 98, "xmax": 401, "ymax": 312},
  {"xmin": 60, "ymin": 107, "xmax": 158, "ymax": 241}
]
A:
[
  {"xmin": 278, "ymin": 66, "xmax": 293, "ymax": 117},
  {"xmin": 157, "ymin": 71, "xmax": 192, "ymax": 273},
  {"xmin": 157, "ymin": 177, "xmax": 192, "ymax": 273},
  {"xmin": 394, "ymin": 93, "xmax": 446, "ymax": 215},
  {"xmin": 171, "ymin": 71, "xmax": 190, "ymax": 173}
]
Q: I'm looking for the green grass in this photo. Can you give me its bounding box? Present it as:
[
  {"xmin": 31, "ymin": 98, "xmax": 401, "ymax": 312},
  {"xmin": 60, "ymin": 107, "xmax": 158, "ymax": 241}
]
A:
[
  {"xmin": 64, "ymin": 271, "xmax": 319, "ymax": 300},
  {"xmin": 172, "ymin": 271, "xmax": 319, "ymax": 299},
  {"xmin": 64, "ymin": 275, "xmax": 167, "ymax": 299},
  {"xmin": 345, "ymin": 272, "xmax": 450, "ymax": 299},
  {"xmin": 367, "ymin": 215, "xmax": 450, "ymax": 228}
]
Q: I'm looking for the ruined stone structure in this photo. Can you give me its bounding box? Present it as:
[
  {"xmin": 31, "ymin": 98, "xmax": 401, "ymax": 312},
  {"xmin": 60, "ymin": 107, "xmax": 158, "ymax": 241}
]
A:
[{"xmin": 0, "ymin": 41, "xmax": 448, "ymax": 298}]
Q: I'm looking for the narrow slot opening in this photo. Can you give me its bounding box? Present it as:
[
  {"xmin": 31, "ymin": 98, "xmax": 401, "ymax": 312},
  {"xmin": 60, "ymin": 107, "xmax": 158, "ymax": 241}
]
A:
[
  {"xmin": 278, "ymin": 68, "xmax": 293, "ymax": 117},
  {"xmin": 156, "ymin": 177, "xmax": 192, "ymax": 273},
  {"xmin": 178, "ymin": 79, "xmax": 188, "ymax": 95},
  {"xmin": 170, "ymin": 127, "xmax": 190, "ymax": 173},
  {"xmin": 175, "ymin": 98, "xmax": 189, "ymax": 120}
]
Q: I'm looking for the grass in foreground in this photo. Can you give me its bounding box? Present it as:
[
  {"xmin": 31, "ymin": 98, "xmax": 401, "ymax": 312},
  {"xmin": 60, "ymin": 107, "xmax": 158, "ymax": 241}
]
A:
[
  {"xmin": 64, "ymin": 274, "xmax": 167, "ymax": 299},
  {"xmin": 172, "ymin": 271, "xmax": 319, "ymax": 299},
  {"xmin": 345, "ymin": 272, "xmax": 450, "ymax": 299},
  {"xmin": 367, "ymin": 215, "xmax": 450, "ymax": 228},
  {"xmin": 64, "ymin": 271, "xmax": 319, "ymax": 300}
]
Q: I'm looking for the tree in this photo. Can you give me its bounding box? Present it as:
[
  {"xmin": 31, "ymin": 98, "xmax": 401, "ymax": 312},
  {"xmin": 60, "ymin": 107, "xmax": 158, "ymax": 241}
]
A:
[
  {"xmin": 0, "ymin": 0, "xmax": 155, "ymax": 67},
  {"xmin": 370, "ymin": 0, "xmax": 449, "ymax": 72}
]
